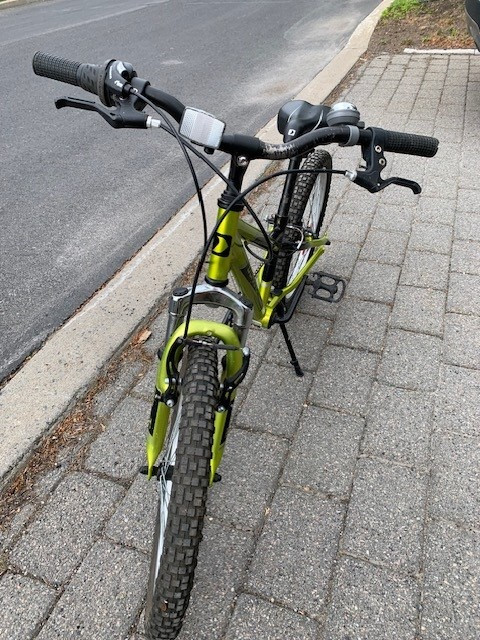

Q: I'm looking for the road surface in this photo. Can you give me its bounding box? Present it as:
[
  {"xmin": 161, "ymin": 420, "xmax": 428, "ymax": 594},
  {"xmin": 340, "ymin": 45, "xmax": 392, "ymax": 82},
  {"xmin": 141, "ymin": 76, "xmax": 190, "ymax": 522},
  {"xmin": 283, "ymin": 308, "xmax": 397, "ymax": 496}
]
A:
[{"xmin": 0, "ymin": 0, "xmax": 379, "ymax": 381}]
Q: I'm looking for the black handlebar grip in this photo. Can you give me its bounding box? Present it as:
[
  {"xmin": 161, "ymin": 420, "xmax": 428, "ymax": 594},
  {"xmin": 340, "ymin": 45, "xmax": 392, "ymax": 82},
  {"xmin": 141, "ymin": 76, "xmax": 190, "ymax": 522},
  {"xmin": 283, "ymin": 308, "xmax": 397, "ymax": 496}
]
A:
[
  {"xmin": 33, "ymin": 52, "xmax": 105, "ymax": 98},
  {"xmin": 32, "ymin": 52, "xmax": 81, "ymax": 86},
  {"xmin": 76, "ymin": 62, "xmax": 103, "ymax": 96},
  {"xmin": 383, "ymin": 130, "xmax": 439, "ymax": 157}
]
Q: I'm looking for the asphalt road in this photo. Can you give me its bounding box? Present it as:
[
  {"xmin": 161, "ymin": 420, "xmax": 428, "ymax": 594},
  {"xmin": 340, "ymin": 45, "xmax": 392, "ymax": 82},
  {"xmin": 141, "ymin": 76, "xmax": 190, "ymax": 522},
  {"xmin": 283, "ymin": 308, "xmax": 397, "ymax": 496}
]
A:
[{"xmin": 0, "ymin": 0, "xmax": 379, "ymax": 382}]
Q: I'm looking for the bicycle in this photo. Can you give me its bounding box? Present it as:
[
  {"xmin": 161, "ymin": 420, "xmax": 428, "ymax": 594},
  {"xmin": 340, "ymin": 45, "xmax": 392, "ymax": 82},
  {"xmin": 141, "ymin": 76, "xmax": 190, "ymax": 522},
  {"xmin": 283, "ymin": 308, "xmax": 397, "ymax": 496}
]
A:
[{"xmin": 32, "ymin": 52, "xmax": 439, "ymax": 640}]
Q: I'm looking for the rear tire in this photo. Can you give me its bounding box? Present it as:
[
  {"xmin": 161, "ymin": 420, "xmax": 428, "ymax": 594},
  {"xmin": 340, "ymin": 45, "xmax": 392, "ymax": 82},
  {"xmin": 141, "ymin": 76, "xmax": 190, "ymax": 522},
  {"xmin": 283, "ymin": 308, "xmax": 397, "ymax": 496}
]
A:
[
  {"xmin": 272, "ymin": 150, "xmax": 332, "ymax": 300},
  {"xmin": 145, "ymin": 343, "xmax": 219, "ymax": 640}
]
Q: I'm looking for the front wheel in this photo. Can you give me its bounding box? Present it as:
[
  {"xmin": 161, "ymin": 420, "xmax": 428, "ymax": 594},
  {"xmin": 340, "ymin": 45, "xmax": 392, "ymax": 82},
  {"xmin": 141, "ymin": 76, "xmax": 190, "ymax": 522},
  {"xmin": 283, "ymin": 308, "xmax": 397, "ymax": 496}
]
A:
[
  {"xmin": 145, "ymin": 343, "xmax": 219, "ymax": 640},
  {"xmin": 272, "ymin": 149, "xmax": 332, "ymax": 296}
]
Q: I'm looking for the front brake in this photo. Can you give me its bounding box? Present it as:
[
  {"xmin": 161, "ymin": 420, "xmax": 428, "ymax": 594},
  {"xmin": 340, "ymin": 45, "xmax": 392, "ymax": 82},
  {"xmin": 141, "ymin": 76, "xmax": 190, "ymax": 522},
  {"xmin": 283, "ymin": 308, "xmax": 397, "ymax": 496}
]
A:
[
  {"xmin": 55, "ymin": 78, "xmax": 160, "ymax": 129},
  {"xmin": 347, "ymin": 127, "xmax": 421, "ymax": 194}
]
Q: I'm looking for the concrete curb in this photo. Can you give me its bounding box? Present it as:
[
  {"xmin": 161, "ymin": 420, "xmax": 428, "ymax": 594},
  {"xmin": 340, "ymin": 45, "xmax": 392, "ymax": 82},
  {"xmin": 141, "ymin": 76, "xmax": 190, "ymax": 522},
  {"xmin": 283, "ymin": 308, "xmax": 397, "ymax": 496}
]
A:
[{"xmin": 0, "ymin": 0, "xmax": 395, "ymax": 490}]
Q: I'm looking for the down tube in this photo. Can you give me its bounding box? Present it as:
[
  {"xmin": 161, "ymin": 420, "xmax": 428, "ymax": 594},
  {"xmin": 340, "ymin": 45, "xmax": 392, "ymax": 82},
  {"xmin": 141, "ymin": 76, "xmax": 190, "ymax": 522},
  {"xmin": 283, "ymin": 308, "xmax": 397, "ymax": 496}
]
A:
[{"xmin": 230, "ymin": 236, "xmax": 264, "ymax": 322}]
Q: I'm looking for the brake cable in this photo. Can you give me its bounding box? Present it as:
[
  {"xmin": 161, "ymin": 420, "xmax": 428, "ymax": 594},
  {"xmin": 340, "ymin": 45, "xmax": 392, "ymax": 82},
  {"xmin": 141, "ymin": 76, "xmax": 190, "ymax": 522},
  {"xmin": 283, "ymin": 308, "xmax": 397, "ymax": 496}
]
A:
[
  {"xmin": 180, "ymin": 166, "xmax": 346, "ymax": 339},
  {"xmin": 128, "ymin": 88, "xmax": 346, "ymax": 340}
]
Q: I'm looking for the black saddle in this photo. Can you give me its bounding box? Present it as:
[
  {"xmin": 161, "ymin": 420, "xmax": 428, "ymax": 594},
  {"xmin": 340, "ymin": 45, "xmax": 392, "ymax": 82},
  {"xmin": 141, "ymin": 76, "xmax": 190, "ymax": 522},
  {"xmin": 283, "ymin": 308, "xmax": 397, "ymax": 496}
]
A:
[{"xmin": 277, "ymin": 99, "xmax": 330, "ymax": 143}]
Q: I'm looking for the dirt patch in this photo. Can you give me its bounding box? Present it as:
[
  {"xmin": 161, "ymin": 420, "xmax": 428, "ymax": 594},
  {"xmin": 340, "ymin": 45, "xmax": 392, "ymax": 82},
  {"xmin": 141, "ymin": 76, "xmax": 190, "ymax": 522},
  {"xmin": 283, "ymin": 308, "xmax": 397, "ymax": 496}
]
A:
[
  {"xmin": 0, "ymin": 335, "xmax": 155, "ymax": 535},
  {"xmin": 323, "ymin": 0, "xmax": 475, "ymax": 108},
  {"xmin": 370, "ymin": 0, "xmax": 475, "ymax": 54}
]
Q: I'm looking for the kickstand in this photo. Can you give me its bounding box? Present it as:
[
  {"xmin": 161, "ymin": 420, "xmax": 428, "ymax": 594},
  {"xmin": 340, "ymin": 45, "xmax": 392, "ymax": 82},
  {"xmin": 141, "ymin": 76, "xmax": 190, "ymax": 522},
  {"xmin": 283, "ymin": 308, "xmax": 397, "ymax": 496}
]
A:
[{"xmin": 279, "ymin": 324, "xmax": 304, "ymax": 377}]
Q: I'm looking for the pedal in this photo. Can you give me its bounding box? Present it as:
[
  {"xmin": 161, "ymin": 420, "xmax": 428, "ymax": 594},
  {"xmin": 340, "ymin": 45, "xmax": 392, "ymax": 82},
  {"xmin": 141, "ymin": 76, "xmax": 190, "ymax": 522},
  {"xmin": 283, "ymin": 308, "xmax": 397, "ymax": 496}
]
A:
[{"xmin": 306, "ymin": 272, "xmax": 346, "ymax": 303}]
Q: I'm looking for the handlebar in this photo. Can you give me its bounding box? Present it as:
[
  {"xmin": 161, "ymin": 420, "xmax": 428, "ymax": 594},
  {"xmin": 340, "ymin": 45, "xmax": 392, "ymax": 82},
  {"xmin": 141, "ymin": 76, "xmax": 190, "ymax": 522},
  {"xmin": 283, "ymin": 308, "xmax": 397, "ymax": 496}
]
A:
[
  {"xmin": 219, "ymin": 126, "xmax": 438, "ymax": 161},
  {"xmin": 33, "ymin": 52, "xmax": 439, "ymax": 175}
]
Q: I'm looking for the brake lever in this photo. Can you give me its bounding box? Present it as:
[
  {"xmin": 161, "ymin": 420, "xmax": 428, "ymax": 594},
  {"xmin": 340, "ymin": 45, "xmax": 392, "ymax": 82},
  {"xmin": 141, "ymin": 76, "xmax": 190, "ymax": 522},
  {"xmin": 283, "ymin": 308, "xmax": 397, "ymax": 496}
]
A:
[
  {"xmin": 379, "ymin": 176, "xmax": 421, "ymax": 194},
  {"xmin": 348, "ymin": 127, "xmax": 421, "ymax": 194},
  {"xmin": 55, "ymin": 95, "xmax": 149, "ymax": 129}
]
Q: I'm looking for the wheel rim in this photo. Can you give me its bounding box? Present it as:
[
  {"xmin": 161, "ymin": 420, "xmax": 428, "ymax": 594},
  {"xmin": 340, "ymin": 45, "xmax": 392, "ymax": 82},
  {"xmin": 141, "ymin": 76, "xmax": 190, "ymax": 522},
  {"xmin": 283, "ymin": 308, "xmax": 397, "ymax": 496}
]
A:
[
  {"xmin": 286, "ymin": 172, "xmax": 327, "ymax": 295},
  {"xmin": 145, "ymin": 402, "xmax": 182, "ymax": 617}
]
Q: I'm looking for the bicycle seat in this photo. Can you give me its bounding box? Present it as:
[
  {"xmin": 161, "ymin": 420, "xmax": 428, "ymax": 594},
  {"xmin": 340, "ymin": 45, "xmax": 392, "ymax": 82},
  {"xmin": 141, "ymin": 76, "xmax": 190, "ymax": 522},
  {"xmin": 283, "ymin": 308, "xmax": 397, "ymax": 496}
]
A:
[{"xmin": 277, "ymin": 99, "xmax": 330, "ymax": 143}]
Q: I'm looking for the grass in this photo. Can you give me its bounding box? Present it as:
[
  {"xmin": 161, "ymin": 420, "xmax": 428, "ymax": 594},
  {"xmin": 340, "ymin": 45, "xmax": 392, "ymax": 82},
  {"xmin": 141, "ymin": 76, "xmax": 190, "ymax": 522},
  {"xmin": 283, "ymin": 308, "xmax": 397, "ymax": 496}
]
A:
[{"xmin": 382, "ymin": 0, "xmax": 423, "ymax": 20}]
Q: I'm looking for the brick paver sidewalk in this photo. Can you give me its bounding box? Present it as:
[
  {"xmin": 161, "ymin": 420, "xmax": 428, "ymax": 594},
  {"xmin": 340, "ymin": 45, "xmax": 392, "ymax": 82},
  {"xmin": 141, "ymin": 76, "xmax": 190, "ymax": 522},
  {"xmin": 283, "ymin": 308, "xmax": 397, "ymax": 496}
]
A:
[{"xmin": 1, "ymin": 53, "xmax": 479, "ymax": 640}]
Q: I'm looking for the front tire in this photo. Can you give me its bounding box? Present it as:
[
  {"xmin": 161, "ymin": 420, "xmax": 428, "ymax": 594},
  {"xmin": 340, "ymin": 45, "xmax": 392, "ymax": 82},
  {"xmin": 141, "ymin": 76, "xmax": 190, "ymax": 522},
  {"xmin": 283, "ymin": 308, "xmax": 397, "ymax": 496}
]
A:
[
  {"xmin": 145, "ymin": 343, "xmax": 219, "ymax": 640},
  {"xmin": 272, "ymin": 150, "xmax": 332, "ymax": 298}
]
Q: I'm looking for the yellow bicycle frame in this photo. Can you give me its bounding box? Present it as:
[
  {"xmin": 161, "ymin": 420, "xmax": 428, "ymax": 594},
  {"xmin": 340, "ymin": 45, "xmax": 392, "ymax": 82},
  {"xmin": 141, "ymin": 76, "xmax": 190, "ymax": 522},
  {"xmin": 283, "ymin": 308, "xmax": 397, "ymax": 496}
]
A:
[{"xmin": 146, "ymin": 204, "xmax": 329, "ymax": 483}]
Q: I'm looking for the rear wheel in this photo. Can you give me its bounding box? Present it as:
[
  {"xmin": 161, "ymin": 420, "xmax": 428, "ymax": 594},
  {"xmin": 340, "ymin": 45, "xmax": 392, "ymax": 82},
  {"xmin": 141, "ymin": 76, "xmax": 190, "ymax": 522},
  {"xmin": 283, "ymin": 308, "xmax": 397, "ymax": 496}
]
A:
[
  {"xmin": 145, "ymin": 343, "xmax": 219, "ymax": 640},
  {"xmin": 272, "ymin": 150, "xmax": 332, "ymax": 300}
]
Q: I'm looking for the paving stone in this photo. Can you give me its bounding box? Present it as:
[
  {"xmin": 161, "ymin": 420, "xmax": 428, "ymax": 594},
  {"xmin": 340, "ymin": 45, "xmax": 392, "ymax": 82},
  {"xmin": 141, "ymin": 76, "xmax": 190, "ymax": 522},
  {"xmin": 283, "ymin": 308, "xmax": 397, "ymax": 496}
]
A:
[
  {"xmin": 380, "ymin": 112, "xmax": 409, "ymax": 130},
  {"xmin": 430, "ymin": 431, "xmax": 480, "ymax": 526},
  {"xmin": 93, "ymin": 360, "xmax": 146, "ymax": 418},
  {"xmin": 371, "ymin": 204, "xmax": 413, "ymax": 234},
  {"xmin": 142, "ymin": 310, "xmax": 169, "ymax": 356},
  {"xmin": 380, "ymin": 184, "xmax": 421, "ymax": 207},
  {"xmin": 451, "ymin": 240, "xmax": 480, "ymax": 275},
  {"xmin": 323, "ymin": 556, "xmax": 419, "ymax": 640},
  {"xmin": 267, "ymin": 313, "xmax": 330, "ymax": 371},
  {"xmin": 363, "ymin": 383, "xmax": 434, "ymax": 467},
  {"xmin": 390, "ymin": 155, "xmax": 426, "ymax": 180},
  {"xmin": 447, "ymin": 273, "xmax": 480, "ymax": 316},
  {"xmin": 0, "ymin": 573, "xmax": 57, "ymax": 640},
  {"xmin": 326, "ymin": 213, "xmax": 371, "ymax": 244},
  {"xmin": 422, "ymin": 176, "xmax": 458, "ymax": 201},
  {"xmin": 434, "ymin": 365, "xmax": 480, "ymax": 437},
  {"xmin": 318, "ymin": 241, "xmax": 360, "ymax": 278},
  {"xmin": 36, "ymin": 541, "xmax": 147, "ymax": 640},
  {"xmin": 458, "ymin": 166, "xmax": 480, "ymax": 190},
  {"xmin": 432, "ymin": 126, "xmax": 463, "ymax": 144},
  {"xmin": 330, "ymin": 298, "xmax": 390, "ymax": 352},
  {"xmin": 444, "ymin": 313, "xmax": 480, "ymax": 368},
  {"xmin": 242, "ymin": 327, "xmax": 273, "ymax": 387},
  {"xmin": 246, "ymin": 486, "xmax": 344, "ymax": 616},
  {"xmin": 309, "ymin": 346, "xmax": 378, "ymax": 415},
  {"xmin": 208, "ymin": 430, "xmax": 288, "ymax": 531},
  {"xmin": 131, "ymin": 361, "xmax": 157, "ymax": 399},
  {"xmin": 424, "ymin": 152, "xmax": 460, "ymax": 179},
  {"xmin": 347, "ymin": 260, "xmax": 400, "ymax": 304},
  {"xmin": 359, "ymin": 229, "xmax": 409, "ymax": 265},
  {"xmin": 224, "ymin": 594, "xmax": 319, "ymax": 640},
  {"xmin": 297, "ymin": 289, "xmax": 340, "ymax": 319},
  {"xmin": 342, "ymin": 458, "xmax": 427, "ymax": 572},
  {"xmin": 421, "ymin": 520, "xmax": 480, "ymax": 640},
  {"xmin": 86, "ymin": 396, "xmax": 151, "ymax": 479},
  {"xmin": 457, "ymin": 188, "xmax": 480, "ymax": 212},
  {"xmin": 34, "ymin": 466, "xmax": 65, "ymax": 500},
  {"xmin": 0, "ymin": 502, "xmax": 37, "ymax": 551},
  {"xmin": 337, "ymin": 185, "xmax": 380, "ymax": 213},
  {"xmin": 389, "ymin": 95, "xmax": 415, "ymax": 114},
  {"xmin": 105, "ymin": 474, "xmax": 158, "ymax": 554},
  {"xmin": 400, "ymin": 251, "xmax": 450, "ymax": 290},
  {"xmin": 282, "ymin": 407, "xmax": 363, "ymax": 498},
  {"xmin": 410, "ymin": 110, "xmax": 437, "ymax": 128},
  {"xmin": 178, "ymin": 522, "xmax": 254, "ymax": 640},
  {"xmin": 390, "ymin": 286, "xmax": 445, "ymax": 336},
  {"xmin": 377, "ymin": 329, "xmax": 442, "ymax": 391},
  {"xmin": 237, "ymin": 362, "xmax": 312, "ymax": 437},
  {"xmin": 455, "ymin": 211, "xmax": 480, "ymax": 242},
  {"xmin": 10, "ymin": 473, "xmax": 124, "ymax": 585},
  {"xmin": 408, "ymin": 222, "xmax": 453, "ymax": 254}
]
